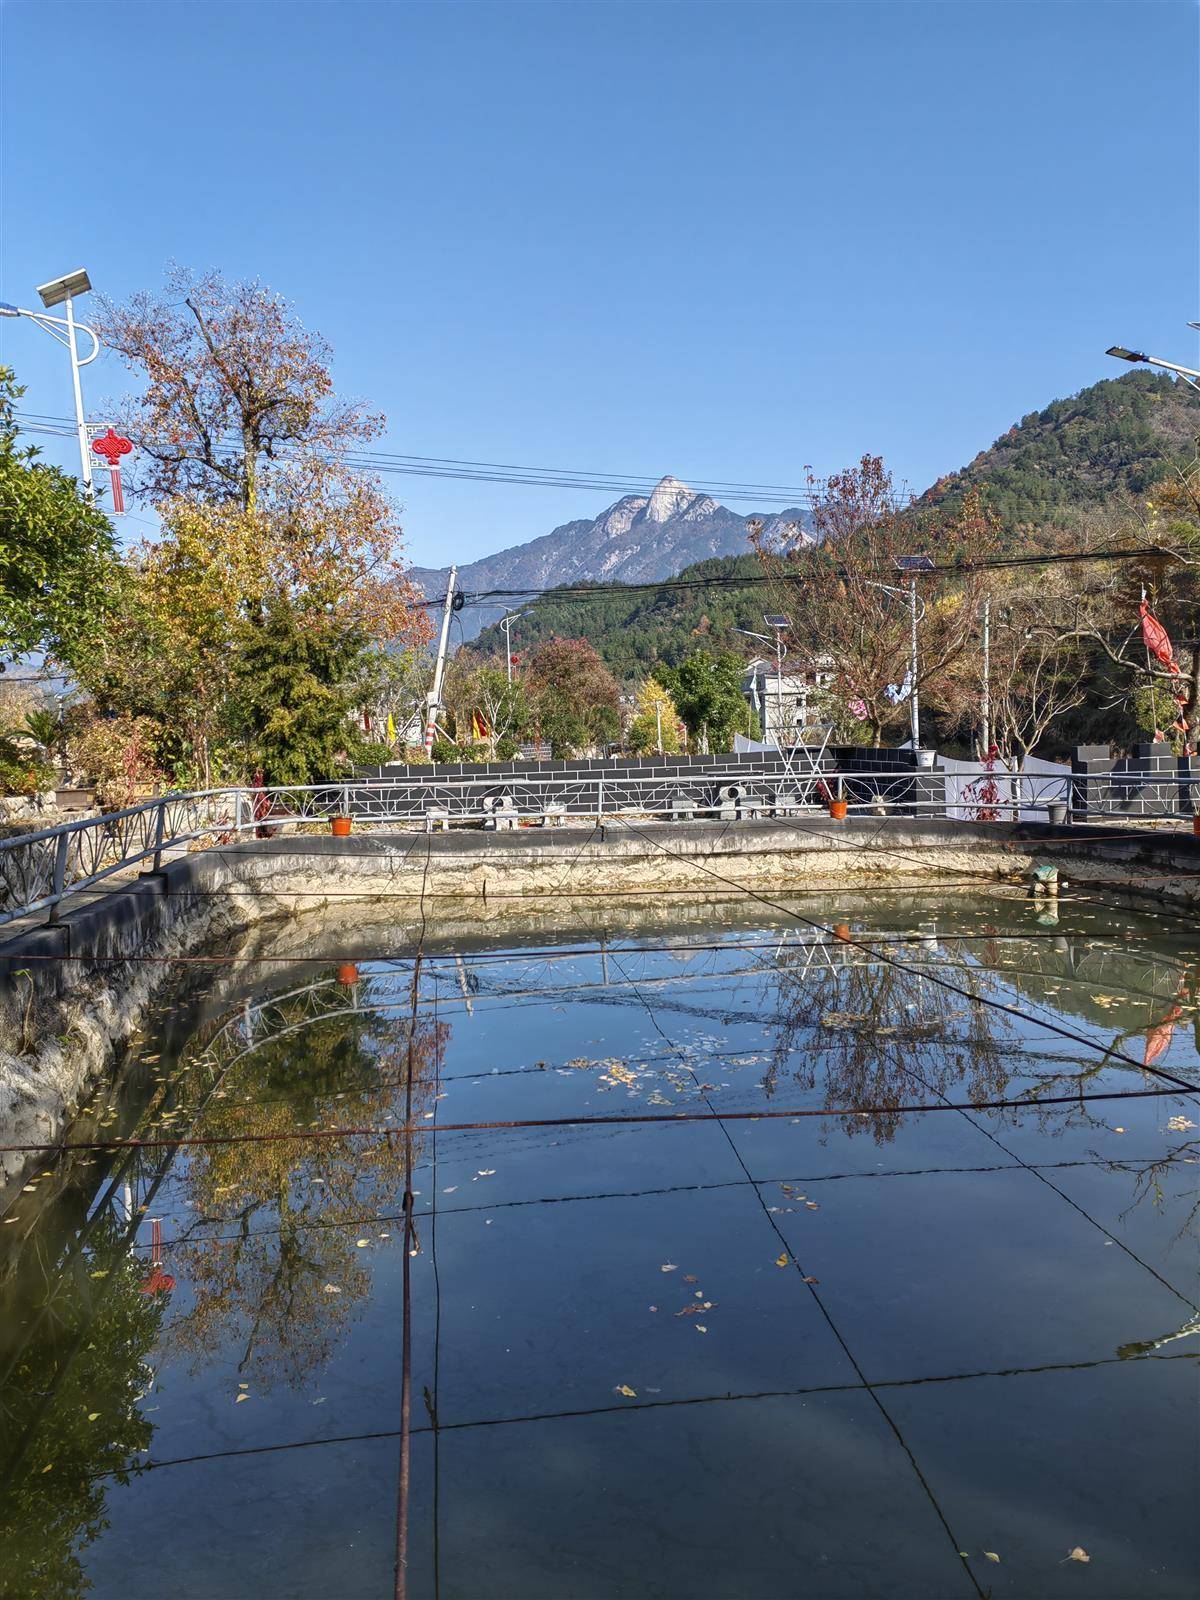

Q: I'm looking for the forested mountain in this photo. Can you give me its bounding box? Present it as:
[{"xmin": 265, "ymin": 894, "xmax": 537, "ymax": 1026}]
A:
[
  {"xmin": 918, "ymin": 369, "xmax": 1200, "ymax": 529},
  {"xmin": 474, "ymin": 554, "xmax": 769, "ymax": 681},
  {"xmin": 473, "ymin": 372, "xmax": 1200, "ymax": 680}
]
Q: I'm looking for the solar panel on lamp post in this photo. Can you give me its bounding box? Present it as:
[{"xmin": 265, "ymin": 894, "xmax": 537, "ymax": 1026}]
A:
[
  {"xmin": 1107, "ymin": 343, "xmax": 1200, "ymax": 393},
  {"xmin": 0, "ymin": 268, "xmax": 99, "ymax": 494}
]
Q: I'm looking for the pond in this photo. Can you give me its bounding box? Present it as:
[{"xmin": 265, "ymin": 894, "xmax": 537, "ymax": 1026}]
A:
[{"xmin": 1, "ymin": 885, "xmax": 1198, "ymax": 1599}]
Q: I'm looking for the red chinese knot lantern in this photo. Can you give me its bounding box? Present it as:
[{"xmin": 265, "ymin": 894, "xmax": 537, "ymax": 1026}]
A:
[{"xmin": 91, "ymin": 427, "xmax": 132, "ymax": 513}]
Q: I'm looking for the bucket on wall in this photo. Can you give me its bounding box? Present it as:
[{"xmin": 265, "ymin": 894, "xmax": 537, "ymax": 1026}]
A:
[
  {"xmin": 829, "ymin": 799, "xmax": 848, "ymax": 821},
  {"xmin": 331, "ymin": 815, "xmax": 352, "ymax": 837}
]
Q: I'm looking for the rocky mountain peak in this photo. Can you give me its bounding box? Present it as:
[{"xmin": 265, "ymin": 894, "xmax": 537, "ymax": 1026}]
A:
[{"xmin": 643, "ymin": 475, "xmax": 700, "ymax": 523}]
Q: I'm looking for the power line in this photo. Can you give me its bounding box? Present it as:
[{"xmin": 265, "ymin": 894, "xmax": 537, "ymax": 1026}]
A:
[{"xmin": 10, "ymin": 412, "xmax": 818, "ymax": 506}]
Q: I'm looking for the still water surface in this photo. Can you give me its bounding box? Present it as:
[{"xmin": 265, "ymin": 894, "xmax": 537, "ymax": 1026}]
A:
[{"xmin": 1, "ymin": 887, "xmax": 1198, "ymax": 1599}]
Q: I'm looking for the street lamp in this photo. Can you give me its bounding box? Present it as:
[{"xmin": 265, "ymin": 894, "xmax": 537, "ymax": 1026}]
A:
[
  {"xmin": 499, "ymin": 611, "xmax": 524, "ymax": 687},
  {"xmin": 866, "ymin": 554, "xmax": 932, "ymax": 751},
  {"xmin": 1106, "ymin": 343, "xmax": 1200, "ymax": 394},
  {"xmin": 735, "ymin": 613, "xmax": 790, "ymax": 745},
  {"xmin": 0, "ymin": 268, "xmax": 99, "ymax": 493}
]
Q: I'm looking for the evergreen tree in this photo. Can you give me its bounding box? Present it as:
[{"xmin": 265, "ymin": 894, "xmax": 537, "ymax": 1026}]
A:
[{"xmin": 235, "ymin": 598, "xmax": 366, "ymax": 784}]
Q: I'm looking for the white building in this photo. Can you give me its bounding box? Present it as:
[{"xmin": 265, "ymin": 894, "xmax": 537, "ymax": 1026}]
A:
[{"xmin": 742, "ymin": 657, "xmax": 835, "ymax": 746}]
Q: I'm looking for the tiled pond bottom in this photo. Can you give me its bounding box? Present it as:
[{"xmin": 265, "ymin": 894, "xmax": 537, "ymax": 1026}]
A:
[{"xmin": 1, "ymin": 887, "xmax": 1198, "ymax": 1599}]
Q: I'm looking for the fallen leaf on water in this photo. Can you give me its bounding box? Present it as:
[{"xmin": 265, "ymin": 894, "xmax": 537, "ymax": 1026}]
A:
[
  {"xmin": 683, "ymin": 1274, "xmax": 698, "ymax": 1284},
  {"xmin": 322, "ymin": 1283, "xmax": 342, "ymax": 1294},
  {"xmin": 984, "ymin": 1552, "xmax": 1000, "ymax": 1563},
  {"xmin": 235, "ymin": 1393, "xmax": 249, "ymax": 1404},
  {"xmin": 660, "ymin": 1263, "xmax": 678, "ymax": 1273},
  {"xmin": 615, "ymin": 1384, "xmax": 637, "ymax": 1398},
  {"xmin": 41, "ymin": 1464, "xmax": 52, "ymax": 1473},
  {"xmin": 648, "ymin": 1305, "xmax": 658, "ymax": 1313},
  {"xmin": 1065, "ymin": 1548, "xmax": 1090, "ymax": 1564},
  {"xmin": 87, "ymin": 1412, "xmax": 100, "ymax": 1422},
  {"xmin": 237, "ymin": 1383, "xmax": 248, "ymax": 1390},
  {"xmin": 775, "ymin": 1253, "xmax": 789, "ymax": 1268},
  {"xmin": 477, "ymin": 1169, "xmax": 496, "ymax": 1177},
  {"xmin": 802, "ymin": 1275, "xmax": 820, "ymax": 1285},
  {"xmin": 356, "ymin": 1239, "xmax": 369, "ymax": 1248},
  {"xmin": 805, "ymin": 1202, "xmax": 820, "ymax": 1211},
  {"xmin": 695, "ymin": 1325, "xmax": 708, "ymax": 1334}
]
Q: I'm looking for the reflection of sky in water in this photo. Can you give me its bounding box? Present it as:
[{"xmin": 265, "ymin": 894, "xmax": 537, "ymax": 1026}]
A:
[{"xmin": 1, "ymin": 890, "xmax": 1198, "ymax": 1598}]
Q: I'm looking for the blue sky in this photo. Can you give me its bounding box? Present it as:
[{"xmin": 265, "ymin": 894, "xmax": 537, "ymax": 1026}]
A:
[{"xmin": 2, "ymin": 0, "xmax": 1197, "ymax": 567}]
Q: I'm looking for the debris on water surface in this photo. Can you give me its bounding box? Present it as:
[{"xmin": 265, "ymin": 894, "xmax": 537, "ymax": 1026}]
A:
[
  {"xmin": 615, "ymin": 1384, "xmax": 637, "ymax": 1398},
  {"xmin": 1064, "ymin": 1548, "xmax": 1090, "ymax": 1564}
]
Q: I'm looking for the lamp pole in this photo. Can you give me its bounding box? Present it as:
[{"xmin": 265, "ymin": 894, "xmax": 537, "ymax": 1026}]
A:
[
  {"xmin": 866, "ymin": 561, "xmax": 929, "ymax": 751},
  {"xmin": 1106, "ymin": 343, "xmax": 1200, "ymax": 394},
  {"xmin": 500, "ymin": 613, "xmax": 517, "ymax": 687},
  {"xmin": 0, "ymin": 269, "xmax": 99, "ymax": 495}
]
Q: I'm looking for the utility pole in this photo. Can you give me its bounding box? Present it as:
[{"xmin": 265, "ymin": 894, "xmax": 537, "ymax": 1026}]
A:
[
  {"xmin": 424, "ymin": 566, "xmax": 457, "ymax": 754},
  {"xmin": 655, "ymin": 697, "xmax": 663, "ymax": 754},
  {"xmin": 981, "ymin": 595, "xmax": 991, "ymax": 758}
]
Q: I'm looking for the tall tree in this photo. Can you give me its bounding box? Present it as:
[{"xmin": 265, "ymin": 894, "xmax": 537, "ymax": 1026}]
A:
[
  {"xmin": 525, "ymin": 637, "xmax": 622, "ymax": 757},
  {"xmin": 753, "ymin": 457, "xmax": 995, "ymax": 747},
  {"xmin": 99, "ymin": 267, "xmax": 382, "ymax": 511},
  {"xmin": 76, "ymin": 269, "xmax": 431, "ymax": 784}
]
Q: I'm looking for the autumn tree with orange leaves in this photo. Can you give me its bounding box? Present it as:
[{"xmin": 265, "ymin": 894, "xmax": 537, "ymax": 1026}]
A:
[
  {"xmin": 752, "ymin": 456, "xmax": 996, "ymax": 747},
  {"xmin": 72, "ymin": 268, "xmax": 430, "ymax": 786}
]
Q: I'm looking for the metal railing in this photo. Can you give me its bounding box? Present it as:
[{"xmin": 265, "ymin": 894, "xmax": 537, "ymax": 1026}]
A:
[{"xmin": 1, "ymin": 766, "xmax": 1196, "ymax": 929}]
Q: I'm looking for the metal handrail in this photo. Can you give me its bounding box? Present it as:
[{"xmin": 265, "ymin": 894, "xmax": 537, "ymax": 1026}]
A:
[{"xmin": 1, "ymin": 766, "xmax": 1196, "ymax": 930}]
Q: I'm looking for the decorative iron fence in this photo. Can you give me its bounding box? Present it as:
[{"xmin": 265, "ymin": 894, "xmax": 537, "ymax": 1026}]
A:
[{"xmin": 1, "ymin": 765, "xmax": 1197, "ymax": 930}]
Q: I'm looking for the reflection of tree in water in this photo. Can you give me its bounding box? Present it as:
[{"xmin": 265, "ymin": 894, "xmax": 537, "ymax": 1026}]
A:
[
  {"xmin": 761, "ymin": 939, "xmax": 1011, "ymax": 1141},
  {"xmin": 0, "ymin": 1215, "xmax": 166, "ymax": 1600},
  {"xmin": 166, "ymin": 1002, "xmax": 445, "ymax": 1390}
]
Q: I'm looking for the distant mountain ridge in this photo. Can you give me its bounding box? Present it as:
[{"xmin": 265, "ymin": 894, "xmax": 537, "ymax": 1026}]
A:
[
  {"xmin": 470, "ymin": 371, "xmax": 1200, "ymax": 680},
  {"xmin": 409, "ymin": 475, "xmax": 811, "ymax": 637}
]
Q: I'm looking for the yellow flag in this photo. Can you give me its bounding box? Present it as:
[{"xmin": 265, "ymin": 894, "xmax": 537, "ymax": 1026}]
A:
[{"xmin": 386, "ymin": 712, "xmax": 397, "ymax": 744}]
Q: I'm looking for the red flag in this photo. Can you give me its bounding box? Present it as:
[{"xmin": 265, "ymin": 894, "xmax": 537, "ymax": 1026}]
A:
[{"xmin": 1139, "ymin": 602, "xmax": 1179, "ymax": 673}]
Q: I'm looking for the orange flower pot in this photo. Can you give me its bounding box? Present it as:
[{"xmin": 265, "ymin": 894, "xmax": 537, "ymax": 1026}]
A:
[
  {"xmin": 336, "ymin": 962, "xmax": 360, "ymax": 987},
  {"xmin": 828, "ymin": 800, "xmax": 848, "ymax": 821},
  {"xmin": 1193, "ymin": 815, "xmax": 1200, "ymax": 840},
  {"xmin": 833, "ymin": 922, "xmax": 852, "ymax": 943},
  {"xmin": 331, "ymin": 815, "xmax": 352, "ymax": 837}
]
